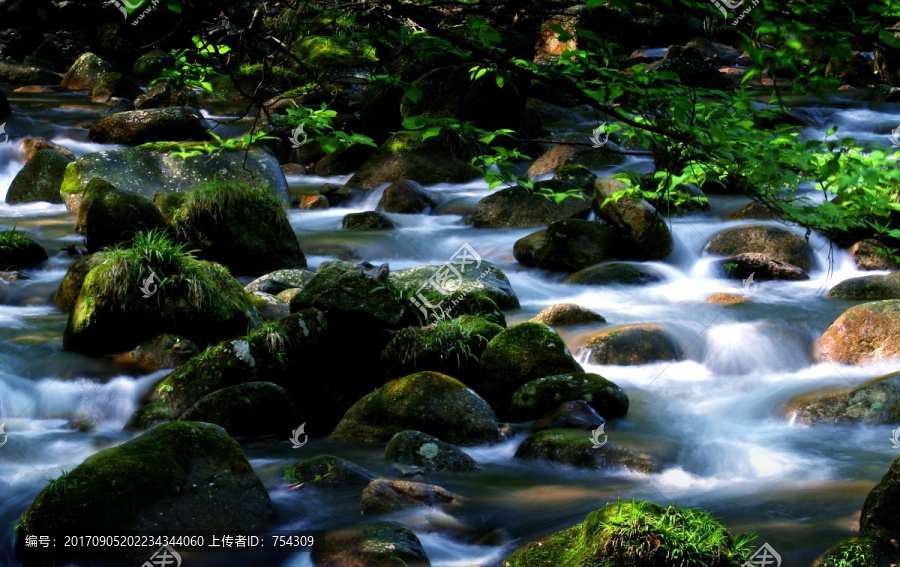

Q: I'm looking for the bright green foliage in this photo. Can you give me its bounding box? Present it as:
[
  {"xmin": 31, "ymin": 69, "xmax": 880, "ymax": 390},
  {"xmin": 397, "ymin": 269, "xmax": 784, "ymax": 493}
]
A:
[
  {"xmin": 152, "ymin": 36, "xmax": 231, "ymax": 97},
  {"xmin": 284, "ymin": 102, "xmax": 377, "ymax": 154},
  {"xmin": 0, "ymin": 226, "xmax": 29, "ymax": 253}
]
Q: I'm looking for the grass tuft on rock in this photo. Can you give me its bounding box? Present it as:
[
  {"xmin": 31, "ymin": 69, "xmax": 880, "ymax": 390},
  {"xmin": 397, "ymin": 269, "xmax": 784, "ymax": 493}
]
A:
[
  {"xmin": 173, "ymin": 179, "xmax": 287, "ymax": 231},
  {"xmin": 0, "ymin": 226, "xmax": 30, "ymax": 253},
  {"xmin": 383, "ymin": 314, "xmax": 490, "ymax": 371}
]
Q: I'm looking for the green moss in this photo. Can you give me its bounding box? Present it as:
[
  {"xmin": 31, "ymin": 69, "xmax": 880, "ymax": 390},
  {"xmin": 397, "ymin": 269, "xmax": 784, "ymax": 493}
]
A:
[
  {"xmin": 820, "ymin": 537, "xmax": 891, "ymax": 567},
  {"xmin": 382, "ymin": 314, "xmax": 503, "ymax": 373},
  {"xmin": 505, "ymin": 500, "xmax": 753, "ymax": 567},
  {"xmin": 388, "ymin": 130, "xmax": 426, "ymax": 154},
  {"xmin": 0, "ymin": 226, "xmax": 30, "ymax": 253},
  {"xmin": 172, "ymin": 179, "xmax": 286, "ymax": 233},
  {"xmin": 283, "ymin": 455, "xmax": 374, "ymax": 487},
  {"xmin": 291, "ymin": 36, "xmax": 377, "ymax": 72}
]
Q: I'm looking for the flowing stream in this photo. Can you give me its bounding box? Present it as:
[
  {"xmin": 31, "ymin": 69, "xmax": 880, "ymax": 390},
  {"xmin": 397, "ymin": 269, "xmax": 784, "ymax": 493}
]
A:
[{"xmin": 1, "ymin": 84, "xmax": 899, "ymax": 567}]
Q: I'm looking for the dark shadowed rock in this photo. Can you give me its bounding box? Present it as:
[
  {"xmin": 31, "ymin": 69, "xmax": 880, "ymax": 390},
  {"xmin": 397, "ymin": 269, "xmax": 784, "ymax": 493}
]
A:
[
  {"xmin": 6, "ymin": 149, "xmax": 70, "ymax": 204},
  {"xmin": 342, "ymin": 211, "xmax": 397, "ymax": 230},
  {"xmin": 384, "ymin": 430, "xmax": 481, "ymax": 472},
  {"xmin": 514, "ymin": 220, "xmax": 618, "ymax": 272},
  {"xmin": 284, "ymin": 455, "xmax": 376, "ymax": 488},
  {"xmin": 180, "ymin": 382, "xmax": 300, "ymax": 437},
  {"xmin": 515, "ymin": 429, "xmax": 659, "ymax": 472},
  {"xmin": 88, "ymin": 107, "xmax": 208, "ymax": 145},
  {"xmin": 311, "ymin": 521, "xmax": 430, "ymax": 567},
  {"xmin": 511, "ymin": 372, "xmax": 628, "ymax": 421},
  {"xmin": 377, "ymin": 180, "xmax": 436, "ymax": 214},
  {"xmin": 829, "ymin": 272, "xmax": 900, "ymax": 300},
  {"xmin": 717, "ymin": 253, "xmax": 809, "ymax": 281},
  {"xmin": 593, "ymin": 178, "xmax": 673, "ymax": 260},
  {"xmin": 532, "ymin": 400, "xmax": 606, "ymax": 432},
  {"xmin": 77, "ymin": 179, "xmax": 168, "ymax": 252},
  {"xmin": 361, "ymin": 478, "xmax": 461, "ymax": 515},
  {"xmin": 60, "ymin": 52, "xmax": 113, "ymax": 91},
  {"xmin": 561, "ymin": 263, "xmax": 664, "ymax": 286}
]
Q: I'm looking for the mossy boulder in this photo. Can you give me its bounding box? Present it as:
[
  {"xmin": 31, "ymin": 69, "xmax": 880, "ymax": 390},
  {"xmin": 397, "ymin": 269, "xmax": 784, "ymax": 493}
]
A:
[
  {"xmin": 514, "ymin": 220, "xmax": 618, "ymax": 272},
  {"xmin": 382, "ymin": 315, "xmax": 504, "ymax": 380},
  {"xmin": 515, "ymin": 429, "xmax": 659, "ymax": 473},
  {"xmin": 342, "ymin": 211, "xmax": 397, "ymax": 230},
  {"xmin": 472, "ymin": 182, "xmax": 593, "ymax": 228},
  {"xmin": 361, "ymin": 478, "xmax": 461, "ymax": 515},
  {"xmin": 59, "ymin": 52, "xmax": 113, "ymax": 90},
  {"xmin": 476, "ymin": 323, "xmax": 583, "ymax": 415},
  {"xmin": 816, "ymin": 301, "xmax": 900, "ymax": 364},
  {"xmin": 55, "ymin": 255, "xmax": 99, "ymax": 312},
  {"xmin": 87, "ymin": 72, "xmax": 142, "ymax": 103},
  {"xmin": 134, "ymin": 80, "xmax": 202, "ymax": 110},
  {"xmin": 62, "ymin": 232, "xmax": 256, "ymax": 355},
  {"xmin": 376, "ymin": 179, "xmax": 436, "ymax": 214},
  {"xmin": 401, "ymin": 64, "xmax": 524, "ymax": 132},
  {"xmin": 705, "ymin": 224, "xmax": 816, "ymax": 272},
  {"xmin": 717, "ymin": 252, "xmax": 809, "ymax": 281},
  {"xmin": 848, "ymin": 239, "xmax": 899, "ymax": 271},
  {"xmin": 817, "ymin": 537, "xmax": 890, "ymax": 567},
  {"xmin": 331, "ymin": 371, "xmax": 499, "ymax": 446},
  {"xmin": 861, "ymin": 452, "xmax": 900, "ymax": 544},
  {"xmin": 829, "ymin": 272, "xmax": 900, "ymax": 300},
  {"xmin": 384, "ymin": 430, "xmax": 481, "ymax": 472},
  {"xmin": 0, "ymin": 59, "xmax": 61, "ymax": 85},
  {"xmin": 311, "ymin": 521, "xmax": 430, "ymax": 567},
  {"xmin": 284, "ymin": 455, "xmax": 376, "ymax": 488},
  {"xmin": 290, "ymin": 35, "xmax": 378, "ymax": 75},
  {"xmin": 132, "ymin": 49, "xmax": 174, "ymax": 80},
  {"xmin": 88, "ymin": 107, "xmax": 208, "ymax": 145},
  {"xmin": 593, "ymin": 178, "xmax": 673, "ymax": 261},
  {"xmin": 581, "ymin": 324, "xmax": 685, "ymax": 365},
  {"xmin": 345, "ymin": 130, "xmax": 478, "ymax": 189},
  {"xmin": 180, "ymin": 382, "xmax": 300, "ymax": 437},
  {"xmin": 169, "ymin": 180, "xmax": 307, "ymax": 275},
  {"xmin": 0, "ymin": 231, "xmax": 48, "ymax": 271},
  {"xmin": 249, "ymin": 291, "xmax": 290, "ymax": 320},
  {"xmin": 113, "ymin": 334, "xmax": 199, "ymax": 372},
  {"xmin": 76, "ymin": 179, "xmax": 168, "ymax": 252},
  {"xmin": 60, "ymin": 144, "xmax": 288, "ymax": 214},
  {"xmin": 126, "ymin": 310, "xmax": 329, "ymax": 430},
  {"xmin": 245, "ymin": 268, "xmax": 315, "ymax": 294},
  {"xmin": 389, "ymin": 261, "xmax": 520, "ymax": 310},
  {"xmin": 786, "ymin": 370, "xmax": 900, "ymax": 424},
  {"xmin": 531, "ymin": 303, "xmax": 606, "ymax": 326},
  {"xmin": 510, "ymin": 373, "xmax": 629, "ymax": 421},
  {"xmin": 6, "ymin": 149, "xmax": 70, "ymax": 204},
  {"xmin": 16, "ymin": 422, "xmax": 272, "ymax": 566},
  {"xmin": 533, "ymin": 400, "xmax": 606, "ymax": 432},
  {"xmin": 503, "ymin": 500, "xmax": 748, "ymax": 567},
  {"xmin": 526, "ymin": 140, "xmax": 625, "ymax": 178}
]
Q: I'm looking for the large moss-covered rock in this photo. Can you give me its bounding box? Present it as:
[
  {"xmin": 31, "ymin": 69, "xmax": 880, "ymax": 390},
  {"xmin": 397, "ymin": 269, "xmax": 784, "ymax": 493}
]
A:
[
  {"xmin": 345, "ymin": 130, "xmax": 477, "ymax": 189},
  {"xmin": 88, "ymin": 72, "xmax": 142, "ymax": 103},
  {"xmin": 829, "ymin": 272, "xmax": 900, "ymax": 300},
  {"xmin": 816, "ymin": 301, "xmax": 900, "ymax": 364},
  {"xmin": 6, "ymin": 149, "xmax": 70, "ymax": 204},
  {"xmin": 593, "ymin": 178, "xmax": 673, "ymax": 261},
  {"xmin": 381, "ymin": 315, "xmax": 504, "ymax": 380},
  {"xmin": 476, "ymin": 323, "xmax": 583, "ymax": 415},
  {"xmin": 180, "ymin": 382, "xmax": 300, "ymax": 437},
  {"xmin": 0, "ymin": 231, "xmax": 48, "ymax": 271},
  {"xmin": 126, "ymin": 310, "xmax": 328, "ymax": 430},
  {"xmin": 472, "ymin": 183, "xmax": 592, "ymax": 228},
  {"xmin": 361, "ymin": 478, "xmax": 461, "ymax": 515},
  {"xmin": 704, "ymin": 224, "xmax": 815, "ymax": 272},
  {"xmin": 389, "ymin": 261, "xmax": 519, "ymax": 310},
  {"xmin": 561, "ymin": 262, "xmax": 664, "ymax": 286},
  {"xmin": 531, "ymin": 303, "xmax": 606, "ymax": 326},
  {"xmin": 331, "ymin": 371, "xmax": 499, "ymax": 446},
  {"xmin": 510, "ymin": 373, "xmax": 629, "ymax": 421},
  {"xmin": 861, "ymin": 453, "xmax": 900, "ymax": 543},
  {"xmin": 170, "ymin": 181, "xmax": 306, "ymax": 275},
  {"xmin": 290, "ymin": 35, "xmax": 378, "ymax": 75},
  {"xmin": 311, "ymin": 521, "xmax": 430, "ymax": 567},
  {"xmin": 503, "ymin": 500, "xmax": 747, "ymax": 567},
  {"xmin": 581, "ymin": 324, "xmax": 685, "ymax": 365},
  {"xmin": 76, "ymin": 179, "xmax": 168, "ymax": 252},
  {"xmin": 787, "ymin": 370, "xmax": 900, "ymax": 424},
  {"xmin": 88, "ymin": 107, "xmax": 208, "ymax": 145},
  {"xmin": 514, "ymin": 220, "xmax": 617, "ymax": 272},
  {"xmin": 62, "ymin": 233, "xmax": 256, "ymax": 355},
  {"xmin": 55, "ymin": 255, "xmax": 99, "ymax": 312},
  {"xmin": 60, "ymin": 144, "xmax": 288, "ymax": 214},
  {"xmin": 245, "ymin": 268, "xmax": 315, "ymax": 295},
  {"xmin": 132, "ymin": 49, "xmax": 175, "ymax": 80},
  {"xmin": 284, "ymin": 455, "xmax": 376, "ymax": 488},
  {"xmin": 515, "ymin": 429, "xmax": 659, "ymax": 473},
  {"xmin": 0, "ymin": 59, "xmax": 62, "ymax": 85},
  {"xmin": 401, "ymin": 64, "xmax": 524, "ymax": 132},
  {"xmin": 384, "ymin": 430, "xmax": 481, "ymax": 472},
  {"xmin": 16, "ymin": 422, "xmax": 272, "ymax": 566},
  {"xmin": 59, "ymin": 52, "xmax": 113, "ymax": 90}
]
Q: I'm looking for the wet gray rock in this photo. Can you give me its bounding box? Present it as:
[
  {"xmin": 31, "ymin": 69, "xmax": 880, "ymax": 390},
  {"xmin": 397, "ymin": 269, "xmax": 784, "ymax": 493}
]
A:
[
  {"xmin": 384, "ymin": 430, "xmax": 481, "ymax": 472},
  {"xmin": 6, "ymin": 149, "xmax": 70, "ymax": 204}
]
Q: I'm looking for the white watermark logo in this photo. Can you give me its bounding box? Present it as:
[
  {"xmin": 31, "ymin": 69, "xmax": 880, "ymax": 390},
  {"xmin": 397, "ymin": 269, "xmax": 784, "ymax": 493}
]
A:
[
  {"xmin": 589, "ymin": 423, "xmax": 607, "ymax": 449},
  {"xmin": 289, "ymin": 423, "xmax": 308, "ymax": 449},
  {"xmin": 890, "ymin": 426, "xmax": 900, "ymax": 449},
  {"xmin": 741, "ymin": 272, "xmax": 757, "ymax": 296},
  {"xmin": 142, "ymin": 545, "xmax": 181, "ymax": 567},
  {"xmin": 890, "ymin": 125, "xmax": 900, "ymax": 149},
  {"xmin": 589, "ymin": 123, "xmax": 608, "ymax": 148},
  {"xmin": 289, "ymin": 124, "xmax": 308, "ymax": 148},
  {"xmin": 743, "ymin": 543, "xmax": 781, "ymax": 567},
  {"xmin": 111, "ymin": 0, "xmax": 160, "ymax": 26},
  {"xmin": 0, "ymin": 422, "xmax": 7, "ymax": 448},
  {"xmin": 410, "ymin": 243, "xmax": 488, "ymax": 318},
  {"xmin": 0, "ymin": 123, "xmax": 8, "ymax": 147},
  {"xmin": 710, "ymin": 0, "xmax": 744, "ymax": 18},
  {"xmin": 139, "ymin": 270, "xmax": 159, "ymax": 299}
]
